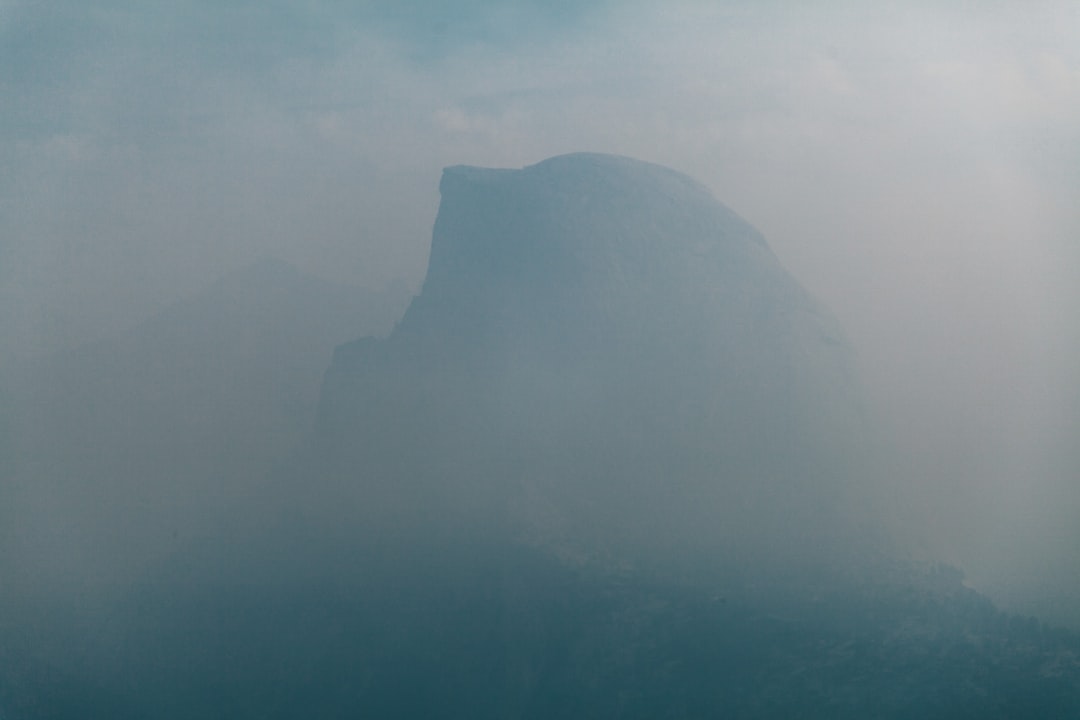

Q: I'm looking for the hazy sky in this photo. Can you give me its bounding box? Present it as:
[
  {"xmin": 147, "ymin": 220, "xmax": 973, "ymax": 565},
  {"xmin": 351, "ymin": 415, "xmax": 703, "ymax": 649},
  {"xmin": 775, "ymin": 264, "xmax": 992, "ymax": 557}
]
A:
[{"xmin": 2, "ymin": 0, "xmax": 1078, "ymax": 616}]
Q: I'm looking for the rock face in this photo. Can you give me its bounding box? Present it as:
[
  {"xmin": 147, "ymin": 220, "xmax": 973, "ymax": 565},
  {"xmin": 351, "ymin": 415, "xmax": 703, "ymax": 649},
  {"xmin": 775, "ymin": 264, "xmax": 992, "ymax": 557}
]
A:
[{"xmin": 315, "ymin": 153, "xmax": 862, "ymax": 557}]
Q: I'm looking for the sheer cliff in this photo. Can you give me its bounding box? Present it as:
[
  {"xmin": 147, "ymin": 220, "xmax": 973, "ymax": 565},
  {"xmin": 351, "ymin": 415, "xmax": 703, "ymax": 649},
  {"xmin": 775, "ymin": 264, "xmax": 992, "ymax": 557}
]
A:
[{"xmin": 313, "ymin": 153, "xmax": 863, "ymax": 559}]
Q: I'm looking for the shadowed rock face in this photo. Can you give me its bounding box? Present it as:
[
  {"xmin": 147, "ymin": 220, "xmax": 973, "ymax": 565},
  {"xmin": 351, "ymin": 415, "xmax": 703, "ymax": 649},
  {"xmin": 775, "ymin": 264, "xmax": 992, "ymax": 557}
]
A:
[{"xmin": 315, "ymin": 153, "xmax": 863, "ymax": 557}]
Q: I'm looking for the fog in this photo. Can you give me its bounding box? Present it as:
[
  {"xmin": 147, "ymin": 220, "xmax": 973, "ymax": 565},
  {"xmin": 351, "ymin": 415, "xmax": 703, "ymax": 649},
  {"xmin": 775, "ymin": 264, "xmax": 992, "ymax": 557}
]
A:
[{"xmin": 2, "ymin": 0, "xmax": 1080, "ymax": 712}]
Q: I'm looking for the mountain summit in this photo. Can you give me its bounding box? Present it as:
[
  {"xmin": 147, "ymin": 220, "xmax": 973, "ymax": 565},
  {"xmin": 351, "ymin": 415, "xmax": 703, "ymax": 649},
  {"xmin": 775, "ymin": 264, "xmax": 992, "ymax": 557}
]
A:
[{"xmin": 315, "ymin": 153, "xmax": 862, "ymax": 557}]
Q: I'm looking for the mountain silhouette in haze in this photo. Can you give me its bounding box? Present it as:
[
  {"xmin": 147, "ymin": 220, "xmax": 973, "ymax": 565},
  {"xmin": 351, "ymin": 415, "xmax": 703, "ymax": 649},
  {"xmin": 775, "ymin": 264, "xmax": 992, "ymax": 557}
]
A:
[
  {"xmin": 2, "ymin": 155, "xmax": 1079, "ymax": 719},
  {"xmin": 1, "ymin": 258, "xmax": 410, "ymax": 589},
  {"xmin": 314, "ymin": 152, "xmax": 864, "ymax": 562}
]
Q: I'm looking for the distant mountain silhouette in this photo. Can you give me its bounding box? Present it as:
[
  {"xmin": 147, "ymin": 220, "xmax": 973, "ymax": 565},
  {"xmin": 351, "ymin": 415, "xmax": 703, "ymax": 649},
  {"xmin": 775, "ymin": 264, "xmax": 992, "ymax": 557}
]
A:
[
  {"xmin": 2, "ymin": 157, "xmax": 1078, "ymax": 719},
  {"xmin": 313, "ymin": 153, "xmax": 864, "ymax": 563},
  {"xmin": 1, "ymin": 258, "xmax": 410, "ymax": 586}
]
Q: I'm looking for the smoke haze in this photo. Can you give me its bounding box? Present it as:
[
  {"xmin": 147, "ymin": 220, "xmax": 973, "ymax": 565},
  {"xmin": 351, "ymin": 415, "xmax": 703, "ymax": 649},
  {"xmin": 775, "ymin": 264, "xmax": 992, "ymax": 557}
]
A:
[{"xmin": 2, "ymin": 0, "xmax": 1079, "ymax": 672}]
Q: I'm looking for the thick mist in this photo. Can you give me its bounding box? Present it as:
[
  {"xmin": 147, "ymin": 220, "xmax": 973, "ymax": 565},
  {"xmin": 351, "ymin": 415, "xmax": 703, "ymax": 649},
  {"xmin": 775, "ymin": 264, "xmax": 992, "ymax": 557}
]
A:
[
  {"xmin": 5, "ymin": 0, "xmax": 1075, "ymax": 624},
  {"xmin": 2, "ymin": 1, "xmax": 1080, "ymax": 714}
]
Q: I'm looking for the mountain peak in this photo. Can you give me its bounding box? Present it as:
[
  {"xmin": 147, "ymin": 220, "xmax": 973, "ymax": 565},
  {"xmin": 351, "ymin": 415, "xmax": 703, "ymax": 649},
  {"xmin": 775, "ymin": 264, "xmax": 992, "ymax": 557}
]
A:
[
  {"xmin": 421, "ymin": 152, "xmax": 774, "ymax": 338},
  {"xmin": 317, "ymin": 153, "xmax": 861, "ymax": 553}
]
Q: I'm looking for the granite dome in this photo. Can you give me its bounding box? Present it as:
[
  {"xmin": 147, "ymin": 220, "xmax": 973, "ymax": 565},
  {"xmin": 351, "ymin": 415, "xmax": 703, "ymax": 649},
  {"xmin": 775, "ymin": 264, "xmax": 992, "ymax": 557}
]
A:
[{"xmin": 315, "ymin": 153, "xmax": 862, "ymax": 551}]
